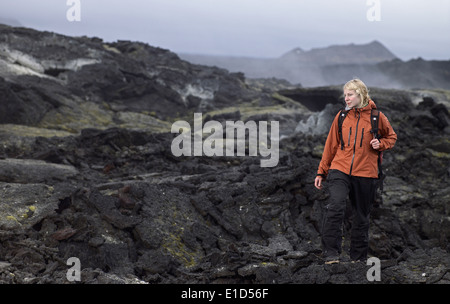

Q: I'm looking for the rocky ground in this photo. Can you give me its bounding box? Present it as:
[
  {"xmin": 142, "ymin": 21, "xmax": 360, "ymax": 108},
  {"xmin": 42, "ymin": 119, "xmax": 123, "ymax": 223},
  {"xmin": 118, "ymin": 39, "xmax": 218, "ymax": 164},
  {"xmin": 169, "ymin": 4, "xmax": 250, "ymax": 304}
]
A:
[{"xmin": 0, "ymin": 24, "xmax": 449, "ymax": 284}]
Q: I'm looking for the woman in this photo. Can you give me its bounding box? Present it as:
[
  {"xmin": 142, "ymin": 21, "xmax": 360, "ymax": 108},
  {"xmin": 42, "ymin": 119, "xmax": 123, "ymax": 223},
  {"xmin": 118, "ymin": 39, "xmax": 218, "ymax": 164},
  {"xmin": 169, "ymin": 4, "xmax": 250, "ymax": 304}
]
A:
[{"xmin": 314, "ymin": 79, "xmax": 397, "ymax": 264}]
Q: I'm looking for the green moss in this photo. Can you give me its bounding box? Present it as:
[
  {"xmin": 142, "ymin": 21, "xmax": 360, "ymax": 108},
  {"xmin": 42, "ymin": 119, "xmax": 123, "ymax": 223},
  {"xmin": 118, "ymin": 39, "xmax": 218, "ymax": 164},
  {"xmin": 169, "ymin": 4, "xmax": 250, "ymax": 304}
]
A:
[
  {"xmin": 37, "ymin": 100, "xmax": 173, "ymax": 134},
  {"xmin": 21, "ymin": 205, "xmax": 36, "ymax": 219},
  {"xmin": 38, "ymin": 101, "xmax": 114, "ymax": 133},
  {"xmin": 156, "ymin": 204, "xmax": 204, "ymax": 268},
  {"xmin": 199, "ymin": 104, "xmax": 302, "ymax": 122},
  {"xmin": 162, "ymin": 233, "xmax": 198, "ymax": 268},
  {"xmin": 6, "ymin": 215, "xmax": 19, "ymax": 222},
  {"xmin": 312, "ymin": 145, "xmax": 324, "ymax": 158},
  {"xmin": 116, "ymin": 111, "xmax": 172, "ymax": 132},
  {"xmin": 272, "ymin": 92, "xmax": 307, "ymax": 109},
  {"xmin": 427, "ymin": 148, "xmax": 450, "ymax": 159},
  {"xmin": 0, "ymin": 124, "xmax": 73, "ymax": 138}
]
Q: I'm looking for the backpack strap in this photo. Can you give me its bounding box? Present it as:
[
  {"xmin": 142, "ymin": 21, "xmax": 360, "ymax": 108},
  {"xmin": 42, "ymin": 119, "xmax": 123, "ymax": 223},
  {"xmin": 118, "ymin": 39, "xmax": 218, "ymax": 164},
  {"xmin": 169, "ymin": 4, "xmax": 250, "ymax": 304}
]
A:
[
  {"xmin": 338, "ymin": 109, "xmax": 349, "ymax": 150},
  {"xmin": 370, "ymin": 109, "xmax": 380, "ymax": 139},
  {"xmin": 370, "ymin": 109, "xmax": 384, "ymax": 180}
]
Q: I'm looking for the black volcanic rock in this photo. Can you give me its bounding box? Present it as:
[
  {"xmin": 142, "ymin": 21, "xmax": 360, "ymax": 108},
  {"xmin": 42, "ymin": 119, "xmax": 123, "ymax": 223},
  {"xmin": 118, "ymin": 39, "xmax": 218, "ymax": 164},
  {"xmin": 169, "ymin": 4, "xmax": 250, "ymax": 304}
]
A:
[
  {"xmin": 277, "ymin": 86, "xmax": 343, "ymax": 111},
  {"xmin": 0, "ymin": 77, "xmax": 59, "ymax": 125},
  {"xmin": 0, "ymin": 24, "xmax": 260, "ymax": 121},
  {"xmin": 0, "ymin": 24, "xmax": 449, "ymax": 285}
]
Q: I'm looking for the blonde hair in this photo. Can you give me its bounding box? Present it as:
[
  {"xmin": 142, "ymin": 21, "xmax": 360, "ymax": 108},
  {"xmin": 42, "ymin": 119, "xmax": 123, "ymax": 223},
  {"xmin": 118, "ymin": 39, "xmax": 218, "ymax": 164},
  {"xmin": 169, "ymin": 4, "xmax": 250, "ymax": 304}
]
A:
[{"xmin": 343, "ymin": 79, "xmax": 370, "ymax": 108}]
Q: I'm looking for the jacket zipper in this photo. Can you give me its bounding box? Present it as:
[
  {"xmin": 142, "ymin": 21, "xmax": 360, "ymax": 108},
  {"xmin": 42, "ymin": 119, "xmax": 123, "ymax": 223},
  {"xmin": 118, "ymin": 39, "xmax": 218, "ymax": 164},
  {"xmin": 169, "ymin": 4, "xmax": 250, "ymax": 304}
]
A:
[
  {"xmin": 348, "ymin": 127, "xmax": 352, "ymax": 147},
  {"xmin": 349, "ymin": 111, "xmax": 360, "ymax": 176},
  {"xmin": 360, "ymin": 128, "xmax": 364, "ymax": 147}
]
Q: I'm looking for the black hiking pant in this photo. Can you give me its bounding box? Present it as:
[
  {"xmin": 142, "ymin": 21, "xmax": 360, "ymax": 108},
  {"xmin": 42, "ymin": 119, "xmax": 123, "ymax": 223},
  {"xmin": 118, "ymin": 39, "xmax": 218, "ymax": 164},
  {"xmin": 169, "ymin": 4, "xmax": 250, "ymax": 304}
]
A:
[{"xmin": 321, "ymin": 169, "xmax": 375, "ymax": 261}]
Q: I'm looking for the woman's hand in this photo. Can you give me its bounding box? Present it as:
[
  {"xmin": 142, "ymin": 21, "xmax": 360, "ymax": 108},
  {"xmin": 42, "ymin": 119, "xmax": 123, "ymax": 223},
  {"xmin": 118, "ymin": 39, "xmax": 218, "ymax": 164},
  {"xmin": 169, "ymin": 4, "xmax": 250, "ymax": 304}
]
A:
[
  {"xmin": 370, "ymin": 138, "xmax": 381, "ymax": 150},
  {"xmin": 314, "ymin": 176, "xmax": 323, "ymax": 190}
]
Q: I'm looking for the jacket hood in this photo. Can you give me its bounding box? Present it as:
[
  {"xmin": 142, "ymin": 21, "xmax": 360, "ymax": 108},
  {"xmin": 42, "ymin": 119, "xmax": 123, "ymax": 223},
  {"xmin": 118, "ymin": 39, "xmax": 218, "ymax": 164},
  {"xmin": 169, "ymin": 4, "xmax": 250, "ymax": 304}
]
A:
[{"xmin": 367, "ymin": 99, "xmax": 377, "ymax": 109}]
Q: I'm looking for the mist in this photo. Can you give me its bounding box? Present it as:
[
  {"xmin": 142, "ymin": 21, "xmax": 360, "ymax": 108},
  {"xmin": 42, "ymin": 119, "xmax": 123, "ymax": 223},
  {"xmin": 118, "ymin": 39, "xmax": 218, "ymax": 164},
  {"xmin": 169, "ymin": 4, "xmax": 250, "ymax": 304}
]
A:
[
  {"xmin": 0, "ymin": 0, "xmax": 449, "ymax": 61},
  {"xmin": 179, "ymin": 40, "xmax": 450, "ymax": 90}
]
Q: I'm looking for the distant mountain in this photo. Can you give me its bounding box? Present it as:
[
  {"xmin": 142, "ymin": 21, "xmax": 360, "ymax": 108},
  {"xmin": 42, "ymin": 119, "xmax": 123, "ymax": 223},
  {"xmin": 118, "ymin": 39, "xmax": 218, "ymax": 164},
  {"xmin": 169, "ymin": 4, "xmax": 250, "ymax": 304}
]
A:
[
  {"xmin": 279, "ymin": 40, "xmax": 397, "ymax": 66},
  {"xmin": 180, "ymin": 41, "xmax": 450, "ymax": 89}
]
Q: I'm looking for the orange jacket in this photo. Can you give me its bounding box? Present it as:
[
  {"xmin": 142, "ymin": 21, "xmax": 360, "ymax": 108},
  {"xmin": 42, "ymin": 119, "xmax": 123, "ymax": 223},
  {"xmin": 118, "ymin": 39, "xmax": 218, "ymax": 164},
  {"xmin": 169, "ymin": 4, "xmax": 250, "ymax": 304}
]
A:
[{"xmin": 317, "ymin": 100, "xmax": 397, "ymax": 179}]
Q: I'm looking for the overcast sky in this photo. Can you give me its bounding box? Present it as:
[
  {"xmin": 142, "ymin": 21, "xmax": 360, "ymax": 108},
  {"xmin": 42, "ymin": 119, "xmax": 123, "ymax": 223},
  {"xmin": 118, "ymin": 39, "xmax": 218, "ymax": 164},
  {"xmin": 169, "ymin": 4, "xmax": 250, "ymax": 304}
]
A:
[{"xmin": 1, "ymin": 0, "xmax": 449, "ymax": 60}]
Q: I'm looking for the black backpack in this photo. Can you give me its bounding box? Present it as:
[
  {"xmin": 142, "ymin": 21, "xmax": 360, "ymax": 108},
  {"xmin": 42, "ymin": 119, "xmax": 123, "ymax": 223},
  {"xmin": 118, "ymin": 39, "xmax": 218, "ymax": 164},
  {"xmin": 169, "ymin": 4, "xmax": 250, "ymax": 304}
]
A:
[{"xmin": 337, "ymin": 108, "xmax": 385, "ymax": 206}]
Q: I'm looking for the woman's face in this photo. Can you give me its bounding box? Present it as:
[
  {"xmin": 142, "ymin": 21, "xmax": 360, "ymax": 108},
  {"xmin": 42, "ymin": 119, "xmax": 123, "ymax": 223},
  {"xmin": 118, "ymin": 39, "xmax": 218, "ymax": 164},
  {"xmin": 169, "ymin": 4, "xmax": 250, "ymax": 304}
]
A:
[{"xmin": 344, "ymin": 89, "xmax": 361, "ymax": 109}]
